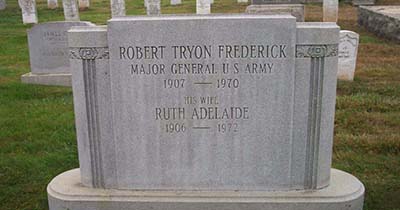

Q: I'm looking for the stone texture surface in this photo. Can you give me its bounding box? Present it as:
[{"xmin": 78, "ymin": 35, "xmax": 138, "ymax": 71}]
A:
[
  {"xmin": 111, "ymin": 0, "xmax": 125, "ymax": 16},
  {"xmin": 352, "ymin": 0, "xmax": 374, "ymax": 6},
  {"xmin": 27, "ymin": 21, "xmax": 94, "ymax": 75},
  {"xmin": 62, "ymin": 0, "xmax": 79, "ymax": 21},
  {"xmin": 246, "ymin": 4, "xmax": 304, "ymax": 22},
  {"xmin": 79, "ymin": 0, "xmax": 89, "ymax": 9},
  {"xmin": 358, "ymin": 6, "xmax": 400, "ymax": 42},
  {"xmin": 48, "ymin": 168, "xmax": 365, "ymax": 210},
  {"xmin": 146, "ymin": 0, "xmax": 160, "ymax": 15},
  {"xmin": 338, "ymin": 30, "xmax": 359, "ymax": 81},
  {"xmin": 47, "ymin": 0, "xmax": 58, "ymax": 9},
  {"xmin": 0, "ymin": 0, "xmax": 6, "ymax": 10},
  {"xmin": 21, "ymin": 72, "xmax": 71, "ymax": 86},
  {"xmin": 18, "ymin": 0, "xmax": 38, "ymax": 24},
  {"xmin": 68, "ymin": 16, "xmax": 340, "ymax": 191},
  {"xmin": 196, "ymin": 0, "xmax": 210, "ymax": 14},
  {"xmin": 323, "ymin": 0, "xmax": 338, "ymax": 22},
  {"xmin": 109, "ymin": 15, "xmax": 297, "ymax": 191}
]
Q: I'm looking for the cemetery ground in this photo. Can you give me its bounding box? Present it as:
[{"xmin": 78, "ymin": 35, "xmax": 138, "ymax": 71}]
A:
[{"xmin": 0, "ymin": 0, "xmax": 399, "ymax": 209}]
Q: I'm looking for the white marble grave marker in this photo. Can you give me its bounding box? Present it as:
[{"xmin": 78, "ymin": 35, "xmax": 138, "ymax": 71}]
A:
[
  {"xmin": 62, "ymin": 0, "xmax": 79, "ymax": 21},
  {"xmin": 146, "ymin": 0, "xmax": 160, "ymax": 15},
  {"xmin": 79, "ymin": 0, "xmax": 89, "ymax": 9},
  {"xmin": 48, "ymin": 0, "xmax": 58, "ymax": 9},
  {"xmin": 323, "ymin": 0, "xmax": 338, "ymax": 22},
  {"xmin": 18, "ymin": 0, "xmax": 38, "ymax": 24},
  {"xmin": 338, "ymin": 30, "xmax": 359, "ymax": 81},
  {"xmin": 196, "ymin": 0, "xmax": 210, "ymax": 14},
  {"xmin": 111, "ymin": 0, "xmax": 125, "ymax": 17}
]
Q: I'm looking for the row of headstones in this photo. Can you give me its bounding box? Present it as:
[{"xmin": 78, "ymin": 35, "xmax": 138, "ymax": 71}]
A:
[{"xmin": 15, "ymin": 0, "xmax": 252, "ymax": 24}]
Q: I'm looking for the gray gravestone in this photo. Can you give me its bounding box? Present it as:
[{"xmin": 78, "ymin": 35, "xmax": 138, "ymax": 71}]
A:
[
  {"xmin": 111, "ymin": 0, "xmax": 125, "ymax": 17},
  {"xmin": 247, "ymin": 0, "xmax": 304, "ymax": 22},
  {"xmin": 246, "ymin": 4, "xmax": 304, "ymax": 21},
  {"xmin": 47, "ymin": 15, "xmax": 364, "ymax": 210},
  {"xmin": 0, "ymin": 0, "xmax": 6, "ymax": 10},
  {"xmin": 338, "ymin": 30, "xmax": 359, "ymax": 81},
  {"xmin": 21, "ymin": 21, "xmax": 94, "ymax": 86}
]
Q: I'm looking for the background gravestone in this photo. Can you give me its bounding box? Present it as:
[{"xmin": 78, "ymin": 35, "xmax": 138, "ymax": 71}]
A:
[
  {"xmin": 18, "ymin": 0, "xmax": 38, "ymax": 24},
  {"xmin": 358, "ymin": 6, "xmax": 400, "ymax": 42},
  {"xmin": 338, "ymin": 30, "xmax": 359, "ymax": 81},
  {"xmin": 47, "ymin": 0, "xmax": 58, "ymax": 9},
  {"xmin": 146, "ymin": 0, "xmax": 160, "ymax": 15},
  {"xmin": 0, "ymin": 0, "xmax": 6, "ymax": 10},
  {"xmin": 21, "ymin": 21, "xmax": 94, "ymax": 86},
  {"xmin": 247, "ymin": 0, "xmax": 304, "ymax": 22},
  {"xmin": 111, "ymin": 0, "xmax": 125, "ymax": 17},
  {"xmin": 62, "ymin": 0, "xmax": 80, "ymax": 20},
  {"xmin": 79, "ymin": 0, "xmax": 89, "ymax": 9},
  {"xmin": 197, "ymin": 0, "xmax": 210, "ymax": 14}
]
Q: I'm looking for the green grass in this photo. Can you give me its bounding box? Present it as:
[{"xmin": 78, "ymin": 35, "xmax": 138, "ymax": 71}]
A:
[{"xmin": 0, "ymin": 0, "xmax": 399, "ymax": 210}]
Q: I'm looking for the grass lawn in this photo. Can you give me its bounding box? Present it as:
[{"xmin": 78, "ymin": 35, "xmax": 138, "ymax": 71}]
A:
[{"xmin": 0, "ymin": 0, "xmax": 399, "ymax": 209}]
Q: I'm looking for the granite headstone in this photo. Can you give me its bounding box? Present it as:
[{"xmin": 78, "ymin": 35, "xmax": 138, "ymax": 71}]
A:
[
  {"xmin": 47, "ymin": 15, "xmax": 365, "ymax": 210},
  {"xmin": 21, "ymin": 21, "xmax": 94, "ymax": 86}
]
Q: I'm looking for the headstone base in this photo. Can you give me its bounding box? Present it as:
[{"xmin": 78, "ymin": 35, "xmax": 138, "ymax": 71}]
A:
[
  {"xmin": 245, "ymin": 4, "xmax": 304, "ymax": 22},
  {"xmin": 48, "ymin": 168, "xmax": 364, "ymax": 210},
  {"xmin": 358, "ymin": 6, "xmax": 400, "ymax": 42},
  {"xmin": 21, "ymin": 72, "xmax": 71, "ymax": 86}
]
